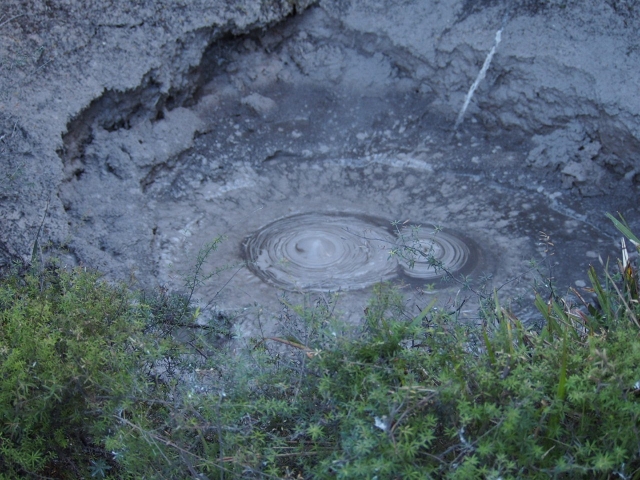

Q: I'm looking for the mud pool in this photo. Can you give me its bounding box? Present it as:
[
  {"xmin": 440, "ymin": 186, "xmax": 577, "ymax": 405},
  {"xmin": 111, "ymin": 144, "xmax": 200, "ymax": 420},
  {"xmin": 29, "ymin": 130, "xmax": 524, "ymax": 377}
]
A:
[
  {"xmin": 144, "ymin": 152, "xmax": 614, "ymax": 335},
  {"xmin": 4, "ymin": 0, "xmax": 638, "ymax": 338},
  {"xmin": 242, "ymin": 211, "xmax": 477, "ymax": 291},
  {"xmin": 58, "ymin": 4, "xmax": 629, "ymax": 336}
]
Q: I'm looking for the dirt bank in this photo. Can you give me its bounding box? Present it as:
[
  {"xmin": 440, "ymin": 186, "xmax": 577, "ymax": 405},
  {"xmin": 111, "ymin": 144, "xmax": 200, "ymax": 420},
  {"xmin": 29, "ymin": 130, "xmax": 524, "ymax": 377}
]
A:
[{"xmin": 0, "ymin": 0, "xmax": 312, "ymax": 268}]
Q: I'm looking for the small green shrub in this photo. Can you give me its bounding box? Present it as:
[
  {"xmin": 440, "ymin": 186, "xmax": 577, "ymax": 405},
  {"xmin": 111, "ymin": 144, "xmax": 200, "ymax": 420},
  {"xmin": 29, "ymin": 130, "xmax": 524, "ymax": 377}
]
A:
[
  {"xmin": 2, "ymin": 217, "xmax": 640, "ymax": 479},
  {"xmin": 0, "ymin": 264, "xmax": 175, "ymax": 478}
]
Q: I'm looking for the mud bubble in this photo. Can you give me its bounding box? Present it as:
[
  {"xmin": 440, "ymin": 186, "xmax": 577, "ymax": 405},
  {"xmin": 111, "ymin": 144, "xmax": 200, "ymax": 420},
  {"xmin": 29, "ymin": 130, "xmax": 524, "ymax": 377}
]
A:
[
  {"xmin": 396, "ymin": 226, "xmax": 479, "ymax": 283},
  {"xmin": 243, "ymin": 212, "xmax": 478, "ymax": 292}
]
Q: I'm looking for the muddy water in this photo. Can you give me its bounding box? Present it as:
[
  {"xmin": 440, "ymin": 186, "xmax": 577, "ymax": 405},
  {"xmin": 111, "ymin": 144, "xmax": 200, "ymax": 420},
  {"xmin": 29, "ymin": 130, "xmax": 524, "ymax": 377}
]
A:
[
  {"xmin": 147, "ymin": 151, "xmax": 614, "ymax": 336},
  {"xmin": 244, "ymin": 212, "xmax": 400, "ymax": 291},
  {"xmin": 244, "ymin": 211, "xmax": 476, "ymax": 291}
]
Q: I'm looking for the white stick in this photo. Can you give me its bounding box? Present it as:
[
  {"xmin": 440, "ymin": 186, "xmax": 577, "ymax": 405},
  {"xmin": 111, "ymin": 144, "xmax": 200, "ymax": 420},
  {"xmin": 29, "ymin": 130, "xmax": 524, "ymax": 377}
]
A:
[{"xmin": 453, "ymin": 28, "xmax": 502, "ymax": 133}]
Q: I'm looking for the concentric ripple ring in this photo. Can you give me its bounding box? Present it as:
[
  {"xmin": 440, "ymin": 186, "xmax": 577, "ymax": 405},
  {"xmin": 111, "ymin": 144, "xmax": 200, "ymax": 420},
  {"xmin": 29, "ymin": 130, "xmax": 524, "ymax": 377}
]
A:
[
  {"xmin": 397, "ymin": 226, "xmax": 472, "ymax": 281},
  {"xmin": 244, "ymin": 213, "xmax": 398, "ymax": 291}
]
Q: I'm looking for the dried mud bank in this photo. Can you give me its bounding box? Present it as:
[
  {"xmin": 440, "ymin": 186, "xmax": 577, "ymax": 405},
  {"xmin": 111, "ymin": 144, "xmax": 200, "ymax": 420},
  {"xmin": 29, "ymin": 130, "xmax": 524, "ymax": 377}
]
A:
[
  {"xmin": 0, "ymin": 0, "xmax": 313, "ymax": 267},
  {"xmin": 1, "ymin": 0, "xmax": 640, "ymax": 330}
]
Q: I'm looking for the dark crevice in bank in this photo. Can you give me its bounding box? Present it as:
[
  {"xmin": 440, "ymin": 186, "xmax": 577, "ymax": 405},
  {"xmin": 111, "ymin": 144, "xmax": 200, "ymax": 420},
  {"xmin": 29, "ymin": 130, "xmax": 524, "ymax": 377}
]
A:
[{"xmin": 55, "ymin": 20, "xmax": 305, "ymax": 180}]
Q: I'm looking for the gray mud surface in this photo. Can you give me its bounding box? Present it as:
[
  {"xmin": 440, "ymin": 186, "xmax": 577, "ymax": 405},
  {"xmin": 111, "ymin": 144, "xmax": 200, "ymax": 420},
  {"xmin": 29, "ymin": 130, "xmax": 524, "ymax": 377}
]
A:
[{"xmin": 2, "ymin": 0, "xmax": 639, "ymax": 335}]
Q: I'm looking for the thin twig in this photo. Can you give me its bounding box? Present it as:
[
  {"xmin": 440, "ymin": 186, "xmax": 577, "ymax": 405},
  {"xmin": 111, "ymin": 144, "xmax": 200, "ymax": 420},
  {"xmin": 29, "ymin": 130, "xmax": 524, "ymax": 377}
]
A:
[
  {"xmin": 115, "ymin": 415, "xmax": 232, "ymax": 473},
  {"xmin": 0, "ymin": 14, "xmax": 24, "ymax": 30}
]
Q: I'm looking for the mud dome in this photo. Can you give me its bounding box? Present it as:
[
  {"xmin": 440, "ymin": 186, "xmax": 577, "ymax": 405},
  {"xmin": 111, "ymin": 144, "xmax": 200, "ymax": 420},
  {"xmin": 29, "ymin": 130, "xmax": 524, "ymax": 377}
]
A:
[{"xmin": 2, "ymin": 0, "xmax": 640, "ymax": 334}]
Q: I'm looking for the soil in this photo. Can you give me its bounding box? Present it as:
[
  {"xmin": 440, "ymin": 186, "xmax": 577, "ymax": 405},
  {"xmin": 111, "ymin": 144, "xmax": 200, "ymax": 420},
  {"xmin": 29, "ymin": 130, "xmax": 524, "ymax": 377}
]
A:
[{"xmin": 1, "ymin": 0, "xmax": 639, "ymax": 333}]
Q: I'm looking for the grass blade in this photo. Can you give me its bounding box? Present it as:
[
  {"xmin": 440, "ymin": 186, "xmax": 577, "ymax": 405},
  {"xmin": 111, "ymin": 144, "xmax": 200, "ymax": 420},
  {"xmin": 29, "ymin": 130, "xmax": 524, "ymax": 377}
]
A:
[{"xmin": 606, "ymin": 212, "xmax": 640, "ymax": 246}]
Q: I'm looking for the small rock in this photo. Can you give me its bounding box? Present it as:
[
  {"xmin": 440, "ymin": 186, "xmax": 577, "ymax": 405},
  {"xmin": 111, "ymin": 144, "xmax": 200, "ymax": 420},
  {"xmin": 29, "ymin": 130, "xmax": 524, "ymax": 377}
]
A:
[
  {"xmin": 241, "ymin": 93, "xmax": 277, "ymax": 115},
  {"xmin": 562, "ymin": 161, "xmax": 588, "ymax": 183},
  {"xmin": 561, "ymin": 160, "xmax": 605, "ymax": 196}
]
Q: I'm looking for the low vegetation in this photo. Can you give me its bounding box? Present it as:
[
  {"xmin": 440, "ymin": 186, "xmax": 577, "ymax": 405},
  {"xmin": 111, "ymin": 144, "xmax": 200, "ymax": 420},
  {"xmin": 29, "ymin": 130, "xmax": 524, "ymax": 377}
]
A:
[{"xmin": 1, "ymin": 216, "xmax": 639, "ymax": 479}]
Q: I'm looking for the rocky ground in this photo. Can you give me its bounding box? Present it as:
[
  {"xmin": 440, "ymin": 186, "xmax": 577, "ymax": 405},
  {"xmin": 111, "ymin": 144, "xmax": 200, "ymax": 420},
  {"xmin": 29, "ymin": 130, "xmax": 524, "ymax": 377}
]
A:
[{"xmin": 1, "ymin": 0, "xmax": 639, "ymax": 330}]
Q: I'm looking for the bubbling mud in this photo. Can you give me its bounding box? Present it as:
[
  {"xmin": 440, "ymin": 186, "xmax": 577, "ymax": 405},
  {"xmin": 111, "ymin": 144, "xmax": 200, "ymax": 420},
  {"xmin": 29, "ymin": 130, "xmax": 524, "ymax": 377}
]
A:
[
  {"xmin": 243, "ymin": 212, "xmax": 477, "ymax": 292},
  {"xmin": 397, "ymin": 226, "xmax": 476, "ymax": 282},
  {"xmin": 244, "ymin": 212, "xmax": 397, "ymax": 291}
]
